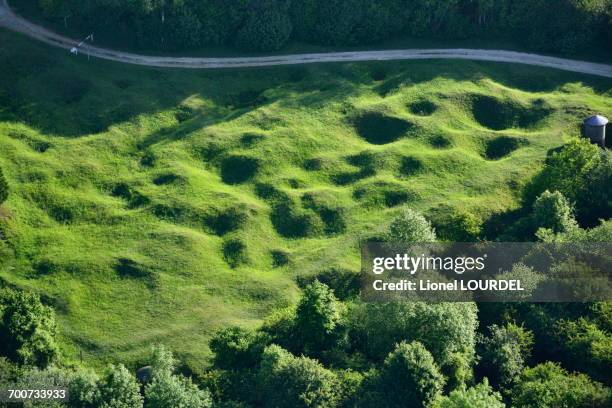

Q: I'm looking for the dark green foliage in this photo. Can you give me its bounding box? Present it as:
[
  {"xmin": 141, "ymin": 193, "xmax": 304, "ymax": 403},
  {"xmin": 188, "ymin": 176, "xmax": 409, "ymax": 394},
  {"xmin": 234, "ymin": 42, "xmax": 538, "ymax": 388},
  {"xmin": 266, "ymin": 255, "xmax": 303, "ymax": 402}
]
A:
[
  {"xmin": 553, "ymin": 318, "xmax": 612, "ymax": 384},
  {"xmin": 477, "ymin": 323, "xmax": 534, "ymax": 388},
  {"xmin": 0, "ymin": 288, "xmax": 58, "ymax": 368},
  {"xmin": 348, "ymin": 301, "xmax": 478, "ymax": 387},
  {"xmin": 298, "ymin": 268, "xmax": 361, "ymax": 300},
  {"xmin": 270, "ymin": 249, "xmax": 290, "ymax": 267},
  {"xmin": 301, "ymin": 192, "xmax": 347, "ymax": 234},
  {"xmin": 0, "ymin": 166, "xmax": 7, "ymax": 204},
  {"xmin": 111, "ymin": 183, "xmax": 150, "ymax": 209},
  {"xmin": 427, "ymin": 205, "xmax": 481, "ymax": 241},
  {"xmin": 370, "ymin": 341, "xmax": 444, "ymax": 408},
  {"xmin": 429, "ymin": 134, "xmax": 453, "ymax": 149},
  {"xmin": 431, "ymin": 379, "xmax": 505, "ymax": 408},
  {"xmin": 294, "ymin": 281, "xmax": 345, "ymax": 355},
  {"xmin": 532, "ymin": 190, "xmax": 577, "ymax": 237},
  {"xmin": 258, "ymin": 345, "xmax": 339, "ymax": 408},
  {"xmin": 145, "ymin": 345, "xmax": 213, "ymax": 408},
  {"xmin": 97, "ymin": 364, "xmax": 144, "ymax": 408},
  {"xmin": 152, "ymin": 173, "xmax": 182, "ymax": 186},
  {"xmin": 235, "ymin": 3, "xmax": 292, "ymax": 51},
  {"xmin": 28, "ymin": 0, "xmax": 612, "ymax": 56},
  {"xmin": 511, "ymin": 362, "xmax": 611, "ymax": 408},
  {"xmin": 525, "ymin": 139, "xmax": 610, "ymax": 227},
  {"xmin": 210, "ymin": 327, "xmax": 271, "ymax": 371}
]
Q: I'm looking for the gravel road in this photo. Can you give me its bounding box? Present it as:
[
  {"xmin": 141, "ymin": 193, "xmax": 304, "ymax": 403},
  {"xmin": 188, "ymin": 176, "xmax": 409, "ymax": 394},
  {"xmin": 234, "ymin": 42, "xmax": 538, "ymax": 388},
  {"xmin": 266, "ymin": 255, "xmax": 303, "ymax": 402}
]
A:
[{"xmin": 2, "ymin": 0, "xmax": 612, "ymax": 77}]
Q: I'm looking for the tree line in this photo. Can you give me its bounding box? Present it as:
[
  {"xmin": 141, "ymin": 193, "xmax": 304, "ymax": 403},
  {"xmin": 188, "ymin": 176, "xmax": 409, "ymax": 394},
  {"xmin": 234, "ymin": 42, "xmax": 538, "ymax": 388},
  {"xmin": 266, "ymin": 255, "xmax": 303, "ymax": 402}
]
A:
[{"xmin": 36, "ymin": 0, "xmax": 612, "ymax": 53}]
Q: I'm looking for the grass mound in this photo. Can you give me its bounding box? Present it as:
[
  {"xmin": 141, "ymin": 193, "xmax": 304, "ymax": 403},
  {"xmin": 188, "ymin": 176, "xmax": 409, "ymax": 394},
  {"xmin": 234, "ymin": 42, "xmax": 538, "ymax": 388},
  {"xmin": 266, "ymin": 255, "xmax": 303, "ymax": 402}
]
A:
[
  {"xmin": 240, "ymin": 133, "xmax": 266, "ymax": 147},
  {"xmin": 270, "ymin": 249, "xmax": 290, "ymax": 267},
  {"xmin": 153, "ymin": 173, "xmax": 183, "ymax": 186},
  {"xmin": 484, "ymin": 136, "xmax": 529, "ymax": 160},
  {"xmin": 399, "ymin": 156, "xmax": 424, "ymax": 177},
  {"xmin": 353, "ymin": 181, "xmax": 417, "ymax": 208},
  {"xmin": 205, "ymin": 205, "xmax": 250, "ymax": 236},
  {"xmin": 111, "ymin": 183, "xmax": 150, "ymax": 209},
  {"xmin": 222, "ymin": 237, "xmax": 249, "ymax": 268},
  {"xmin": 115, "ymin": 258, "xmax": 157, "ymax": 288},
  {"xmin": 301, "ymin": 191, "xmax": 348, "ymax": 235},
  {"xmin": 271, "ymin": 201, "xmax": 324, "ymax": 238},
  {"xmin": 220, "ymin": 155, "xmax": 260, "ymax": 184},
  {"xmin": 353, "ymin": 112, "xmax": 413, "ymax": 144},
  {"xmin": 408, "ymin": 100, "xmax": 437, "ymax": 116},
  {"xmin": 428, "ymin": 134, "xmax": 453, "ymax": 149},
  {"xmin": 471, "ymin": 95, "xmax": 552, "ymax": 130}
]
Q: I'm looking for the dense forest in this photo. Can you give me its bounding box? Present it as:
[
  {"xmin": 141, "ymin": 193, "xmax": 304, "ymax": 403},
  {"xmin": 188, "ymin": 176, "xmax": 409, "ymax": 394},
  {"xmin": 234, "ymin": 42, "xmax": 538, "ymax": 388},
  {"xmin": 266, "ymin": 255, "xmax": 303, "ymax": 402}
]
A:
[
  {"xmin": 35, "ymin": 0, "xmax": 612, "ymax": 53},
  {"xmin": 1, "ymin": 138, "xmax": 610, "ymax": 407}
]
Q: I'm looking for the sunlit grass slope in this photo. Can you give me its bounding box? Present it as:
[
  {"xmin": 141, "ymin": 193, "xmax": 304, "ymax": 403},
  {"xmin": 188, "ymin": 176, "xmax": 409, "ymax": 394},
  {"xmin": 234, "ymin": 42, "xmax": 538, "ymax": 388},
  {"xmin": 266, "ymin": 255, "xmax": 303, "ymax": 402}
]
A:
[{"xmin": 0, "ymin": 28, "xmax": 611, "ymax": 371}]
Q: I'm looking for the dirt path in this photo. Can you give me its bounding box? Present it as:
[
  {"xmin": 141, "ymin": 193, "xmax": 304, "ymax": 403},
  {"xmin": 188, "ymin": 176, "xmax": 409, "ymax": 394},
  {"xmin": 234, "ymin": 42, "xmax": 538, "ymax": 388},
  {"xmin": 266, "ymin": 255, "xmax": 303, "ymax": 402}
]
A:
[{"xmin": 2, "ymin": 0, "xmax": 612, "ymax": 77}]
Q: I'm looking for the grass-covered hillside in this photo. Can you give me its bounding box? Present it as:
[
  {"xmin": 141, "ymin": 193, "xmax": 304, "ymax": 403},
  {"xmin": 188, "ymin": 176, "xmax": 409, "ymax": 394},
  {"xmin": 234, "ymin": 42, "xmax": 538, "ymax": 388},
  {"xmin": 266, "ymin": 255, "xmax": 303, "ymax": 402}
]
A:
[{"xmin": 0, "ymin": 28, "xmax": 611, "ymax": 370}]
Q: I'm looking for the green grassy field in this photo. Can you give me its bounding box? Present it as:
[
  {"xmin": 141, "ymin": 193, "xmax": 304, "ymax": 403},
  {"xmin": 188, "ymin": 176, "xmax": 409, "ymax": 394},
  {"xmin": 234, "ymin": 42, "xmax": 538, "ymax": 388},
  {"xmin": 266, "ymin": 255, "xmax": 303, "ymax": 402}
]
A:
[{"xmin": 0, "ymin": 28, "xmax": 611, "ymax": 372}]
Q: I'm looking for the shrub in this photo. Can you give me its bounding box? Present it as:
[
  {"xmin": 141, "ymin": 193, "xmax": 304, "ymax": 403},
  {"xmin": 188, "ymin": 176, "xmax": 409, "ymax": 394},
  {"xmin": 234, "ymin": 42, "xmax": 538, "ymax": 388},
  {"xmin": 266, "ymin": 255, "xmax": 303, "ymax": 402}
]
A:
[
  {"xmin": 97, "ymin": 364, "xmax": 143, "ymax": 408},
  {"xmin": 210, "ymin": 327, "xmax": 271, "ymax": 371},
  {"xmin": 0, "ymin": 289, "xmax": 58, "ymax": 368},
  {"xmin": 348, "ymin": 301, "xmax": 478, "ymax": 387},
  {"xmin": 387, "ymin": 208, "xmax": 436, "ymax": 242},
  {"xmin": 511, "ymin": 362, "xmax": 611, "ymax": 408},
  {"xmin": 478, "ymin": 323, "xmax": 533, "ymax": 388},
  {"xmin": 431, "ymin": 379, "xmax": 505, "ymax": 408},
  {"xmin": 374, "ymin": 342, "xmax": 444, "ymax": 408},
  {"xmin": 428, "ymin": 205, "xmax": 481, "ymax": 241},
  {"xmin": 294, "ymin": 281, "xmax": 345, "ymax": 355},
  {"xmin": 258, "ymin": 345, "xmax": 339, "ymax": 408},
  {"xmin": 532, "ymin": 190, "xmax": 577, "ymax": 235}
]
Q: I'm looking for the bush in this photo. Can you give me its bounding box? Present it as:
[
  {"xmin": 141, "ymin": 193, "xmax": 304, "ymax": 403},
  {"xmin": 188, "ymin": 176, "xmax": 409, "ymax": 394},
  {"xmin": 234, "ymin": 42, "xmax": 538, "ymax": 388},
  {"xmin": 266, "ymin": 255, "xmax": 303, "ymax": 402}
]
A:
[
  {"xmin": 387, "ymin": 208, "xmax": 436, "ymax": 242},
  {"xmin": 258, "ymin": 345, "xmax": 339, "ymax": 408},
  {"xmin": 348, "ymin": 301, "xmax": 478, "ymax": 387},
  {"xmin": 478, "ymin": 323, "xmax": 533, "ymax": 388},
  {"xmin": 145, "ymin": 372, "xmax": 212, "ymax": 408},
  {"xmin": 511, "ymin": 362, "xmax": 611, "ymax": 408},
  {"xmin": 553, "ymin": 318, "xmax": 612, "ymax": 384},
  {"xmin": 97, "ymin": 364, "xmax": 143, "ymax": 408},
  {"xmin": 532, "ymin": 190, "xmax": 577, "ymax": 237},
  {"xmin": 0, "ymin": 289, "xmax": 58, "ymax": 368},
  {"xmin": 525, "ymin": 139, "xmax": 610, "ymax": 227},
  {"xmin": 294, "ymin": 281, "xmax": 345, "ymax": 355},
  {"xmin": 210, "ymin": 327, "xmax": 271, "ymax": 371},
  {"xmin": 373, "ymin": 341, "xmax": 444, "ymax": 408},
  {"xmin": 428, "ymin": 205, "xmax": 481, "ymax": 241},
  {"xmin": 431, "ymin": 379, "xmax": 505, "ymax": 408}
]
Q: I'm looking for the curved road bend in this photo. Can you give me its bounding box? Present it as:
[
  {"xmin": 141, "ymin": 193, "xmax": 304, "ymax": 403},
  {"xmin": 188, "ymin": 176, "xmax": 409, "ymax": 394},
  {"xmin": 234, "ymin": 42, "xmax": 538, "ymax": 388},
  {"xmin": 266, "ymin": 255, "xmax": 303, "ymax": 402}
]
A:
[{"xmin": 1, "ymin": 0, "xmax": 612, "ymax": 77}]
